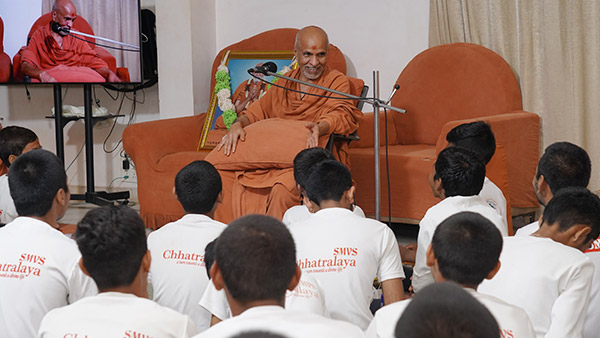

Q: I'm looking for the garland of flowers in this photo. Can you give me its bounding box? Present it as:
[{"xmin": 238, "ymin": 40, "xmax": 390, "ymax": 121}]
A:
[{"xmin": 214, "ymin": 64, "xmax": 237, "ymax": 130}]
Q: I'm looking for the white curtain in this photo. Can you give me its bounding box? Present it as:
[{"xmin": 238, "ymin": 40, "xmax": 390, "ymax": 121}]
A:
[
  {"xmin": 430, "ymin": 0, "xmax": 600, "ymax": 190},
  {"xmin": 43, "ymin": 0, "xmax": 141, "ymax": 81}
]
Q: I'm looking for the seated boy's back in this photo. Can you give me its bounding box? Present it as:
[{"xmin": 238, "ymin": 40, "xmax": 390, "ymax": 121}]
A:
[
  {"xmin": 148, "ymin": 161, "xmax": 226, "ymax": 332},
  {"xmin": 289, "ymin": 160, "xmax": 404, "ymax": 329},
  {"xmin": 0, "ymin": 149, "xmax": 96, "ymax": 337},
  {"xmin": 40, "ymin": 205, "xmax": 197, "ymax": 338},
  {"xmin": 413, "ymin": 147, "xmax": 506, "ymax": 292},
  {"xmin": 479, "ymin": 188, "xmax": 600, "ymax": 338}
]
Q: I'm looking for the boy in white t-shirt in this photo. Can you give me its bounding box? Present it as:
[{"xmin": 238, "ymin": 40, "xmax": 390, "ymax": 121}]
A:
[
  {"xmin": 412, "ymin": 146, "xmax": 507, "ymax": 292},
  {"xmin": 0, "ymin": 126, "xmax": 40, "ymax": 225},
  {"xmin": 39, "ymin": 205, "xmax": 198, "ymax": 338},
  {"xmin": 289, "ymin": 160, "xmax": 405, "ymax": 330},
  {"xmin": 196, "ymin": 215, "xmax": 363, "ymax": 338},
  {"xmin": 368, "ymin": 212, "xmax": 535, "ymax": 338},
  {"xmin": 479, "ymin": 187, "xmax": 600, "ymax": 338},
  {"xmin": 0, "ymin": 149, "xmax": 96, "ymax": 337},
  {"xmin": 515, "ymin": 142, "xmax": 591, "ymax": 237},
  {"xmin": 147, "ymin": 160, "xmax": 226, "ymax": 332},
  {"xmin": 446, "ymin": 121, "xmax": 507, "ymax": 222},
  {"xmin": 282, "ymin": 147, "xmax": 364, "ymax": 227},
  {"xmin": 394, "ymin": 282, "xmax": 501, "ymax": 338}
]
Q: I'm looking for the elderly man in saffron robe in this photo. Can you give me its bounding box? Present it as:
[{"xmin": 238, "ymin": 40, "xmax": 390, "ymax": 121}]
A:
[
  {"xmin": 213, "ymin": 26, "xmax": 362, "ymax": 223},
  {"xmin": 20, "ymin": 0, "xmax": 120, "ymax": 83}
]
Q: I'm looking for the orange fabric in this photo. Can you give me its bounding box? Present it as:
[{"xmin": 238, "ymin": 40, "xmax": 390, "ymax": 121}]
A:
[
  {"xmin": 243, "ymin": 67, "xmax": 362, "ymax": 136},
  {"xmin": 205, "ymin": 119, "xmax": 328, "ymax": 171},
  {"xmin": 213, "ymin": 68, "xmax": 362, "ymax": 223},
  {"xmin": 21, "ymin": 24, "xmax": 108, "ymax": 73}
]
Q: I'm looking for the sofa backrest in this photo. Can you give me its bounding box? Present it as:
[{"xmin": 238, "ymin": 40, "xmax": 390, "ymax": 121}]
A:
[
  {"xmin": 392, "ymin": 43, "xmax": 523, "ymax": 145},
  {"xmin": 27, "ymin": 12, "xmax": 96, "ymax": 46},
  {"xmin": 209, "ymin": 28, "xmax": 347, "ymax": 92}
]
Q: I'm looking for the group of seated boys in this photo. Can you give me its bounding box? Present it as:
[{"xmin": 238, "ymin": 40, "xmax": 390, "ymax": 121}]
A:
[{"xmin": 0, "ymin": 121, "xmax": 599, "ymax": 338}]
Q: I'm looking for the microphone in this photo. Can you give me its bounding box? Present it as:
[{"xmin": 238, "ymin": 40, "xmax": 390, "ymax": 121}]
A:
[
  {"xmin": 51, "ymin": 22, "xmax": 69, "ymax": 34},
  {"xmin": 385, "ymin": 84, "xmax": 400, "ymax": 104},
  {"xmin": 248, "ymin": 62, "xmax": 278, "ymax": 75}
]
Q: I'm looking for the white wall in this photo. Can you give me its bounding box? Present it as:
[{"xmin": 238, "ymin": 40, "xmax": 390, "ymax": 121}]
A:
[
  {"xmin": 0, "ymin": 0, "xmax": 43, "ymax": 59},
  {"xmin": 214, "ymin": 0, "xmax": 430, "ymax": 101}
]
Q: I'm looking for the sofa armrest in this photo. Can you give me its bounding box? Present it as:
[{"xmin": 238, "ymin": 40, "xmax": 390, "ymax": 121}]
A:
[
  {"xmin": 434, "ymin": 111, "xmax": 540, "ymax": 208},
  {"xmin": 94, "ymin": 46, "xmax": 117, "ymax": 73},
  {"xmin": 123, "ymin": 114, "xmax": 207, "ymax": 167},
  {"xmin": 350, "ymin": 111, "xmax": 401, "ymax": 148}
]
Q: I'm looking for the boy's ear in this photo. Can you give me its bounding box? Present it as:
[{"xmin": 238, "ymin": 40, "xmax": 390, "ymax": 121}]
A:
[
  {"xmin": 425, "ymin": 244, "xmax": 435, "ymax": 268},
  {"xmin": 344, "ymin": 185, "xmax": 356, "ymax": 206},
  {"xmin": 571, "ymin": 225, "xmax": 592, "ymax": 249},
  {"xmin": 217, "ymin": 190, "xmax": 224, "ymax": 204},
  {"xmin": 8, "ymin": 154, "xmax": 17, "ymax": 165},
  {"xmin": 304, "ymin": 194, "xmax": 320, "ymax": 213},
  {"xmin": 288, "ymin": 265, "xmax": 302, "ymax": 291},
  {"xmin": 210, "ymin": 262, "xmax": 225, "ymax": 291},
  {"xmin": 142, "ymin": 250, "xmax": 151, "ymax": 273},
  {"xmin": 485, "ymin": 261, "xmax": 501, "ymax": 280},
  {"xmin": 79, "ymin": 258, "xmax": 90, "ymax": 277},
  {"xmin": 172, "ymin": 187, "xmax": 178, "ymax": 200}
]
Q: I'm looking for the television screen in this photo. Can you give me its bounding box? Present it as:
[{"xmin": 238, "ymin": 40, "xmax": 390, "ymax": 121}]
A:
[{"xmin": 0, "ymin": 0, "xmax": 142, "ymax": 84}]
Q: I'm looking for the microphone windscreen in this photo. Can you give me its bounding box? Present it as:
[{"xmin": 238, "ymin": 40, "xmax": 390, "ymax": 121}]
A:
[
  {"xmin": 263, "ymin": 62, "xmax": 278, "ymax": 73},
  {"xmin": 51, "ymin": 22, "xmax": 62, "ymax": 34}
]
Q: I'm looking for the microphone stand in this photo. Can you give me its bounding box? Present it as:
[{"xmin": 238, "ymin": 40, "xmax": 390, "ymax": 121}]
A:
[
  {"xmin": 68, "ymin": 29, "xmax": 140, "ymax": 50},
  {"xmin": 260, "ymin": 69, "xmax": 406, "ymax": 221}
]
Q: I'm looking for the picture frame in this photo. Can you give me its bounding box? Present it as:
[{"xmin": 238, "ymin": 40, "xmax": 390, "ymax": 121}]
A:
[{"xmin": 198, "ymin": 50, "xmax": 296, "ymax": 150}]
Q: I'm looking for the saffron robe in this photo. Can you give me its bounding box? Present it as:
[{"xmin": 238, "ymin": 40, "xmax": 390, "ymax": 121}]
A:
[
  {"xmin": 212, "ymin": 67, "xmax": 362, "ymax": 223},
  {"xmin": 21, "ymin": 24, "xmax": 108, "ymax": 81}
]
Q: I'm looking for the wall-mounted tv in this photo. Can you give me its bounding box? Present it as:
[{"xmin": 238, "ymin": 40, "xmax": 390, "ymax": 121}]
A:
[{"xmin": 0, "ymin": 0, "xmax": 142, "ymax": 84}]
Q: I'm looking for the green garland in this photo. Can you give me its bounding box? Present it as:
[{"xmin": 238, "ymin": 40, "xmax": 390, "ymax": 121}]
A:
[{"xmin": 222, "ymin": 109, "xmax": 237, "ymax": 129}]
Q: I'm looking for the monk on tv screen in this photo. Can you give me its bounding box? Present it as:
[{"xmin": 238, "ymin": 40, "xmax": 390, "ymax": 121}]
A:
[{"xmin": 1, "ymin": 0, "xmax": 141, "ymax": 84}]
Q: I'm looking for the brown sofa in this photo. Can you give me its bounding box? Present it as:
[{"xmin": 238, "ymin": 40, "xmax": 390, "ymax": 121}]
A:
[{"xmin": 349, "ymin": 43, "xmax": 539, "ymax": 230}]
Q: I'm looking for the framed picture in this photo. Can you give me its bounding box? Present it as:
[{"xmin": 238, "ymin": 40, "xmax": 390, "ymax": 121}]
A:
[{"xmin": 198, "ymin": 50, "xmax": 296, "ymax": 150}]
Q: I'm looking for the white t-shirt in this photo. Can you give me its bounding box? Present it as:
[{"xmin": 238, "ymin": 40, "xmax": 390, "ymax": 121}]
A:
[
  {"xmin": 515, "ymin": 221, "xmax": 540, "ymax": 237},
  {"xmin": 0, "ymin": 174, "xmax": 18, "ymax": 224},
  {"xmin": 282, "ymin": 204, "xmax": 365, "ymax": 227},
  {"xmin": 480, "ymin": 176, "xmax": 508, "ymax": 222},
  {"xmin": 479, "ymin": 235, "xmax": 594, "ymax": 338},
  {"xmin": 147, "ymin": 214, "xmax": 226, "ymax": 332},
  {"xmin": 194, "ymin": 305, "xmax": 363, "ymax": 338},
  {"xmin": 366, "ymin": 288, "xmax": 536, "ymax": 338},
  {"xmin": 289, "ymin": 207, "xmax": 405, "ymax": 330},
  {"xmin": 0, "ymin": 217, "xmax": 97, "ymax": 337},
  {"xmin": 199, "ymin": 272, "xmax": 329, "ymax": 320},
  {"xmin": 584, "ymin": 238, "xmax": 600, "ymax": 338},
  {"xmin": 412, "ymin": 195, "xmax": 508, "ymax": 292},
  {"xmin": 39, "ymin": 291, "xmax": 198, "ymax": 338}
]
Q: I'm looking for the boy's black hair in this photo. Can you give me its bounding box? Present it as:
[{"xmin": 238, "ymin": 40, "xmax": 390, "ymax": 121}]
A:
[
  {"xmin": 434, "ymin": 147, "xmax": 486, "ymax": 197},
  {"xmin": 304, "ymin": 160, "xmax": 352, "ymax": 206},
  {"xmin": 536, "ymin": 142, "xmax": 591, "ymax": 194},
  {"xmin": 395, "ymin": 282, "xmax": 500, "ymax": 338},
  {"xmin": 446, "ymin": 121, "xmax": 496, "ymax": 164},
  {"xmin": 215, "ymin": 214, "xmax": 296, "ymax": 303},
  {"xmin": 8, "ymin": 149, "xmax": 68, "ymax": 217},
  {"xmin": 75, "ymin": 205, "xmax": 147, "ymax": 290},
  {"xmin": 293, "ymin": 147, "xmax": 334, "ymax": 189},
  {"xmin": 432, "ymin": 212, "xmax": 503, "ymax": 287},
  {"xmin": 0, "ymin": 126, "xmax": 38, "ymax": 168},
  {"xmin": 542, "ymin": 187, "xmax": 600, "ymax": 242},
  {"xmin": 204, "ymin": 238, "xmax": 217, "ymax": 279},
  {"xmin": 175, "ymin": 160, "xmax": 222, "ymax": 214}
]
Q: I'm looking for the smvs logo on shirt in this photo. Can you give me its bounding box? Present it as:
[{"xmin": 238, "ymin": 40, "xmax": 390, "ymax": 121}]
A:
[
  {"xmin": 298, "ymin": 247, "xmax": 358, "ymax": 273},
  {"xmin": 0, "ymin": 252, "xmax": 46, "ymax": 279}
]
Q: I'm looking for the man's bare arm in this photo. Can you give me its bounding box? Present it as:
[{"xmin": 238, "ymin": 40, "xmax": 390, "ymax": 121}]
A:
[
  {"xmin": 21, "ymin": 61, "xmax": 56, "ymax": 82},
  {"xmin": 95, "ymin": 67, "xmax": 121, "ymax": 82},
  {"xmin": 381, "ymin": 278, "xmax": 405, "ymax": 305},
  {"xmin": 217, "ymin": 115, "xmax": 251, "ymax": 156}
]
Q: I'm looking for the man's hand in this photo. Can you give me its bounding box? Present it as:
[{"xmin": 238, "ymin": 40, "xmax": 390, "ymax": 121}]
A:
[
  {"xmin": 39, "ymin": 71, "xmax": 57, "ymax": 83},
  {"xmin": 107, "ymin": 72, "xmax": 121, "ymax": 83},
  {"xmin": 217, "ymin": 121, "xmax": 246, "ymax": 156},
  {"xmin": 305, "ymin": 122, "xmax": 320, "ymax": 148},
  {"xmin": 399, "ymin": 243, "xmax": 417, "ymax": 264}
]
